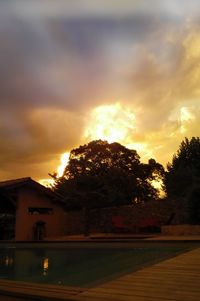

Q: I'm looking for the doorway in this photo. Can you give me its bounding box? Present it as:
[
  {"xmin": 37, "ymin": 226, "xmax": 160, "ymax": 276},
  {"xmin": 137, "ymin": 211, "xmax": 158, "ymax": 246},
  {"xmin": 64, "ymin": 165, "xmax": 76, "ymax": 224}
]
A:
[{"xmin": 33, "ymin": 221, "xmax": 46, "ymax": 240}]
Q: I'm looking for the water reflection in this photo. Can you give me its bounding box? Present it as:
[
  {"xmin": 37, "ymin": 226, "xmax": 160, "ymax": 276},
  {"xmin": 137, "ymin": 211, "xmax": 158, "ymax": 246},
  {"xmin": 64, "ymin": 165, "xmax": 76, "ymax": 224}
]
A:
[
  {"xmin": 0, "ymin": 245, "xmax": 189, "ymax": 287},
  {"xmin": 43, "ymin": 258, "xmax": 49, "ymax": 276},
  {"xmin": 0, "ymin": 250, "xmax": 14, "ymax": 279},
  {"xmin": 4, "ymin": 255, "xmax": 14, "ymax": 267}
]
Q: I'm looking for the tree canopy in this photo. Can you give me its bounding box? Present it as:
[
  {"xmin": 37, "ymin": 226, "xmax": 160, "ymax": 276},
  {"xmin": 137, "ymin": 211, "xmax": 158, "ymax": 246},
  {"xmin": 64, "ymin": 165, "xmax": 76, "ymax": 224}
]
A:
[
  {"xmin": 52, "ymin": 140, "xmax": 164, "ymax": 209},
  {"xmin": 63, "ymin": 140, "xmax": 140, "ymax": 178},
  {"xmin": 165, "ymin": 137, "xmax": 200, "ymax": 198},
  {"xmin": 165, "ymin": 137, "xmax": 200, "ymax": 224}
]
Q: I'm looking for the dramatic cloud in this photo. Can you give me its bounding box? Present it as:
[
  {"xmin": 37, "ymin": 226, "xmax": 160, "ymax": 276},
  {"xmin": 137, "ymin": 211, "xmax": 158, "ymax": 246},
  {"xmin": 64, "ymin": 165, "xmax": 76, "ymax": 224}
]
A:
[{"xmin": 1, "ymin": 0, "xmax": 200, "ymax": 182}]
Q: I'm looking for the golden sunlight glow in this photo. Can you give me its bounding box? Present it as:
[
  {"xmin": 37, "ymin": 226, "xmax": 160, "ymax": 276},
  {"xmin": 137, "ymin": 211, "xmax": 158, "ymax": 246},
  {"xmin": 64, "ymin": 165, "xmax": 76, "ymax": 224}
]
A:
[
  {"xmin": 84, "ymin": 103, "xmax": 153, "ymax": 160},
  {"xmin": 39, "ymin": 152, "xmax": 70, "ymax": 187},
  {"xmin": 42, "ymin": 102, "xmax": 160, "ymax": 186},
  {"xmin": 181, "ymin": 107, "xmax": 194, "ymax": 122},
  {"xmin": 57, "ymin": 152, "xmax": 70, "ymax": 177},
  {"xmin": 151, "ymin": 178, "xmax": 166, "ymax": 198},
  {"xmin": 180, "ymin": 106, "xmax": 195, "ymax": 133},
  {"xmin": 127, "ymin": 142, "xmax": 154, "ymax": 160},
  {"xmin": 39, "ymin": 179, "xmax": 55, "ymax": 187},
  {"xmin": 84, "ymin": 103, "xmax": 136, "ymax": 143}
]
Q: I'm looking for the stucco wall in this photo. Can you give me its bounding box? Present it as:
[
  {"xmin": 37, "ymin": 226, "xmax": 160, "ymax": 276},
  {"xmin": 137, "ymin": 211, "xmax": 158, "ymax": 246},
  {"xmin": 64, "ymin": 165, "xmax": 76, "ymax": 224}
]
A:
[{"xmin": 15, "ymin": 187, "xmax": 66, "ymax": 240}]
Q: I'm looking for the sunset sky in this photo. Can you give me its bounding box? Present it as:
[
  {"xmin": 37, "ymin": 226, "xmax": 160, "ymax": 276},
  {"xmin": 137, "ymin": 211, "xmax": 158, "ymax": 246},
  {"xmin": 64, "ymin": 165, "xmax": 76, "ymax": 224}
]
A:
[{"xmin": 1, "ymin": 0, "xmax": 200, "ymax": 183}]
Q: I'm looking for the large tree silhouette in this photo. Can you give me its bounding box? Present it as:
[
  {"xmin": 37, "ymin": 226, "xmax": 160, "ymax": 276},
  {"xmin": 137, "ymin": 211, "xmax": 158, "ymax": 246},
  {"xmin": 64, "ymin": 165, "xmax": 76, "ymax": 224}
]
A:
[{"xmin": 52, "ymin": 140, "xmax": 164, "ymax": 209}]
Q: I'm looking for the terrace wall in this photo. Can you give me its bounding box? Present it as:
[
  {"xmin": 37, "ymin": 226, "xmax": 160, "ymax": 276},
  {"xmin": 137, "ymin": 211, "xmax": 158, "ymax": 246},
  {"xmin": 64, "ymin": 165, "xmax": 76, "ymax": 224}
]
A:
[
  {"xmin": 162, "ymin": 225, "xmax": 200, "ymax": 235},
  {"xmin": 91, "ymin": 200, "xmax": 173, "ymax": 233},
  {"xmin": 65, "ymin": 200, "xmax": 174, "ymax": 235}
]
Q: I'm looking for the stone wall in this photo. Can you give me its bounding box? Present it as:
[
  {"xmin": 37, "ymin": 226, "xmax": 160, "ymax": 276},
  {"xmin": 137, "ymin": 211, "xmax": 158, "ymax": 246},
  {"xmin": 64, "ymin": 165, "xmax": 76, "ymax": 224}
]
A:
[
  {"xmin": 90, "ymin": 200, "xmax": 173, "ymax": 233},
  {"xmin": 65, "ymin": 200, "xmax": 174, "ymax": 235},
  {"xmin": 64, "ymin": 210, "xmax": 84, "ymax": 235}
]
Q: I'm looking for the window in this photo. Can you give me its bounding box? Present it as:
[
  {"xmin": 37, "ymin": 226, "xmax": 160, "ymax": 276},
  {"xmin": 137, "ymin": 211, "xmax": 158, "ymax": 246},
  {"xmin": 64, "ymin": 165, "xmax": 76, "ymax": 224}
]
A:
[{"xmin": 28, "ymin": 207, "xmax": 53, "ymax": 215}]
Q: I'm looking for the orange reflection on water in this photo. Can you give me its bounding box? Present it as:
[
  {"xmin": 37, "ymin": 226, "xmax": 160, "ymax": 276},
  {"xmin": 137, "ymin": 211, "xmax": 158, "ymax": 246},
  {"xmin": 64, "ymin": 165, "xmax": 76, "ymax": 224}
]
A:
[
  {"xmin": 43, "ymin": 258, "xmax": 49, "ymax": 276},
  {"xmin": 5, "ymin": 256, "xmax": 14, "ymax": 267}
]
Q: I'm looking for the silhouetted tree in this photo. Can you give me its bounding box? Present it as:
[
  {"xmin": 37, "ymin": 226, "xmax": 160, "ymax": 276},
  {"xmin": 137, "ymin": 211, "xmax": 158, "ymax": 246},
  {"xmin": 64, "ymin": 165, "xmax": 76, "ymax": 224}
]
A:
[
  {"xmin": 52, "ymin": 140, "xmax": 164, "ymax": 210},
  {"xmin": 63, "ymin": 140, "xmax": 140, "ymax": 179},
  {"xmin": 166, "ymin": 137, "xmax": 200, "ymax": 197},
  {"xmin": 188, "ymin": 188, "xmax": 200, "ymax": 224},
  {"xmin": 165, "ymin": 137, "xmax": 200, "ymax": 224}
]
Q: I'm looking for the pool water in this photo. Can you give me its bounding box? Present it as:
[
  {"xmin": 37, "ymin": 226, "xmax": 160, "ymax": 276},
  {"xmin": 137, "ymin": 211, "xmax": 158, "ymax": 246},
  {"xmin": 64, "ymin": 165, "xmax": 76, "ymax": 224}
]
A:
[{"xmin": 0, "ymin": 243, "xmax": 195, "ymax": 288}]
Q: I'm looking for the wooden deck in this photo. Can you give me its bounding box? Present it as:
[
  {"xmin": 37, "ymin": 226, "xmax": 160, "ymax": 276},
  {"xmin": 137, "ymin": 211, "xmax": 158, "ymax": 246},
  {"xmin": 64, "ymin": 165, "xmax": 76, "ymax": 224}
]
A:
[
  {"xmin": 0, "ymin": 246, "xmax": 200, "ymax": 301},
  {"xmin": 71, "ymin": 247, "xmax": 200, "ymax": 301},
  {"xmin": 0, "ymin": 280, "xmax": 84, "ymax": 301}
]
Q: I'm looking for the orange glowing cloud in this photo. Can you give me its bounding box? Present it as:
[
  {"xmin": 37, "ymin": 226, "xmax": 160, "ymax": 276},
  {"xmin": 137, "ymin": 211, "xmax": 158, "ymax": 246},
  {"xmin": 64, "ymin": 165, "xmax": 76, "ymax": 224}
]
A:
[{"xmin": 84, "ymin": 103, "xmax": 154, "ymax": 160}]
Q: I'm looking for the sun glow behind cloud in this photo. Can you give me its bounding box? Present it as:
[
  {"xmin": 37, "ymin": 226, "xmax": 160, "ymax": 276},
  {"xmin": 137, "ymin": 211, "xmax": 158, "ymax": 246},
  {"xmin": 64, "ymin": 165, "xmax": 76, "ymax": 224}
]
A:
[
  {"xmin": 38, "ymin": 102, "xmax": 198, "ymax": 186},
  {"xmin": 42, "ymin": 102, "xmax": 156, "ymax": 184},
  {"xmin": 84, "ymin": 103, "xmax": 154, "ymax": 160},
  {"xmin": 39, "ymin": 152, "xmax": 70, "ymax": 185},
  {"xmin": 180, "ymin": 107, "xmax": 195, "ymax": 133},
  {"xmin": 42, "ymin": 103, "xmax": 149, "ymax": 183},
  {"xmin": 84, "ymin": 103, "xmax": 135, "ymax": 143},
  {"xmin": 57, "ymin": 152, "xmax": 70, "ymax": 177}
]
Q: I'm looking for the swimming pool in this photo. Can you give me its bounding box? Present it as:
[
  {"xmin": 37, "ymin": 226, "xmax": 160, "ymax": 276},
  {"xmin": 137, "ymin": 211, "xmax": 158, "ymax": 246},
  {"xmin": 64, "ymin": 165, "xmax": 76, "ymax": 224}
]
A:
[{"xmin": 0, "ymin": 242, "xmax": 197, "ymax": 288}]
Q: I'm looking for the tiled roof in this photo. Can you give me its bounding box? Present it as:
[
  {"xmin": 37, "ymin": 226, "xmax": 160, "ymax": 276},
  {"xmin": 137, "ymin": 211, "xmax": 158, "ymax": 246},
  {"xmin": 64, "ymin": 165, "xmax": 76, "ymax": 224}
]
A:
[
  {"xmin": 0, "ymin": 177, "xmax": 65, "ymax": 205},
  {"xmin": 0, "ymin": 177, "xmax": 31, "ymax": 188}
]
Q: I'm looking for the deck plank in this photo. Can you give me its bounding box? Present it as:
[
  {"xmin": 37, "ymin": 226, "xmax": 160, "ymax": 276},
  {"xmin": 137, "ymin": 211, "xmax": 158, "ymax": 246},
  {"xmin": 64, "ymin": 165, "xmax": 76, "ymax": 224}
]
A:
[{"xmin": 72, "ymin": 247, "xmax": 200, "ymax": 301}]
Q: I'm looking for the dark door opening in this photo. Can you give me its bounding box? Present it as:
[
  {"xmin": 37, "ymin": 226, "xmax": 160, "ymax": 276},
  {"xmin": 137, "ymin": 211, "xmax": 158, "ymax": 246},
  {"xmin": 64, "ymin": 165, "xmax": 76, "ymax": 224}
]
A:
[{"xmin": 33, "ymin": 221, "xmax": 46, "ymax": 240}]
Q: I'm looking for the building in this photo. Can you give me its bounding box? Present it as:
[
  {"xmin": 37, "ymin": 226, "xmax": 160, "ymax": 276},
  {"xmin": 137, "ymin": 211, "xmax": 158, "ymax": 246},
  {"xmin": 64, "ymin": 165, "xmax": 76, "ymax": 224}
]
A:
[{"xmin": 0, "ymin": 177, "xmax": 66, "ymax": 241}]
